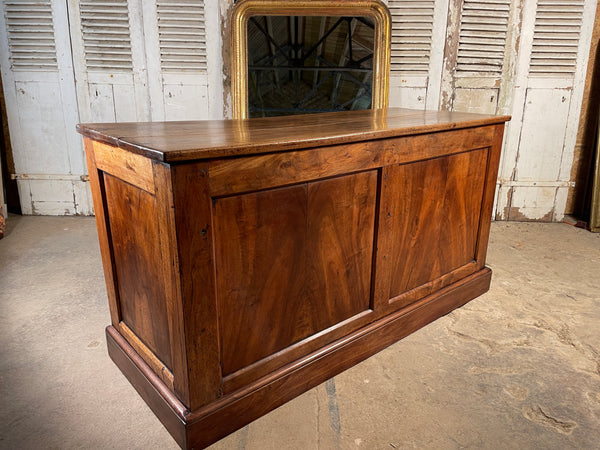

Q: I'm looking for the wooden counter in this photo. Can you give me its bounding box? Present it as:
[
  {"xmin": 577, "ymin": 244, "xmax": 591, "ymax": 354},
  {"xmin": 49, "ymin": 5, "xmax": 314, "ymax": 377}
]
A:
[{"xmin": 78, "ymin": 108, "xmax": 509, "ymax": 449}]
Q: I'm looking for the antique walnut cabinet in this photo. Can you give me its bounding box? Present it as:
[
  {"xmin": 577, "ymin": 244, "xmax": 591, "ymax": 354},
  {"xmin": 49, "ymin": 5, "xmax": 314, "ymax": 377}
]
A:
[{"xmin": 78, "ymin": 108, "xmax": 509, "ymax": 449}]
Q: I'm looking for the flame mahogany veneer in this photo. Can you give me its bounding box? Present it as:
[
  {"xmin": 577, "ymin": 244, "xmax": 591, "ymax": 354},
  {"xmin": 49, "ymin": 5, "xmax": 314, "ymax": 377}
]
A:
[{"xmin": 78, "ymin": 108, "xmax": 510, "ymax": 449}]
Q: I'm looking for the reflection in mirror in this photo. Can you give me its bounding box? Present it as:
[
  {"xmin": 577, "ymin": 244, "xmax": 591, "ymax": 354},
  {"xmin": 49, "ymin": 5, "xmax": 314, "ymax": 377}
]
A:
[{"xmin": 247, "ymin": 16, "xmax": 374, "ymax": 118}]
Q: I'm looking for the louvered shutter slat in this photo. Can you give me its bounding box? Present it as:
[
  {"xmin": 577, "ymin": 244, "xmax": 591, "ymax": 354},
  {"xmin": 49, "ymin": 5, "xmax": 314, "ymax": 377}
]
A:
[
  {"xmin": 5, "ymin": 0, "xmax": 57, "ymax": 71},
  {"xmin": 80, "ymin": 0, "xmax": 133, "ymax": 72},
  {"xmin": 157, "ymin": 0, "xmax": 206, "ymax": 72},
  {"xmin": 389, "ymin": 0, "xmax": 435, "ymax": 74},
  {"xmin": 456, "ymin": 0, "xmax": 511, "ymax": 76},
  {"xmin": 530, "ymin": 0, "xmax": 584, "ymax": 76}
]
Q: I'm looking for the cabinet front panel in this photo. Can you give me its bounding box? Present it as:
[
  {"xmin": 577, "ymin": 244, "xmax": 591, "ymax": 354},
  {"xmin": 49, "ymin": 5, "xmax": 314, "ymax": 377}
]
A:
[
  {"xmin": 385, "ymin": 148, "xmax": 487, "ymax": 306},
  {"xmin": 103, "ymin": 173, "xmax": 172, "ymax": 369},
  {"xmin": 214, "ymin": 171, "xmax": 377, "ymax": 375}
]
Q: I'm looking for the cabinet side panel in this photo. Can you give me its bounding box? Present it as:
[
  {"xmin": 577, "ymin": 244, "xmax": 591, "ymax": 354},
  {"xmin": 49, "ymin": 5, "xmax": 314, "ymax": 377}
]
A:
[
  {"xmin": 103, "ymin": 173, "xmax": 172, "ymax": 369},
  {"xmin": 387, "ymin": 149, "xmax": 487, "ymax": 302}
]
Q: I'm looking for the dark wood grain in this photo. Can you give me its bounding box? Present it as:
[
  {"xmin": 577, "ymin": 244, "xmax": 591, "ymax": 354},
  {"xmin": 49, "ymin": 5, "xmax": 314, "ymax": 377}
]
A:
[
  {"xmin": 103, "ymin": 173, "xmax": 172, "ymax": 369},
  {"xmin": 151, "ymin": 162, "xmax": 191, "ymax": 407},
  {"xmin": 307, "ymin": 172, "xmax": 377, "ymax": 326},
  {"xmin": 214, "ymin": 184, "xmax": 307, "ymax": 374},
  {"xmin": 117, "ymin": 321, "xmax": 174, "ymax": 391},
  {"xmin": 214, "ymin": 172, "xmax": 377, "ymax": 375},
  {"xmin": 170, "ymin": 163, "xmax": 222, "ymax": 410},
  {"xmin": 382, "ymin": 149, "xmax": 487, "ymax": 308},
  {"xmin": 475, "ymin": 124, "xmax": 505, "ymax": 265},
  {"xmin": 77, "ymin": 108, "xmax": 510, "ymax": 162},
  {"xmin": 208, "ymin": 125, "xmax": 495, "ymax": 197},
  {"xmin": 92, "ymin": 140, "xmax": 155, "ymax": 194}
]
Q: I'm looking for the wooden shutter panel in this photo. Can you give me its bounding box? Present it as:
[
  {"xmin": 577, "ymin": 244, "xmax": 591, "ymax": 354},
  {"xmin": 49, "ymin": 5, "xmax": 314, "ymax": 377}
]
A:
[
  {"xmin": 456, "ymin": 0, "xmax": 511, "ymax": 75},
  {"xmin": 157, "ymin": 0, "xmax": 207, "ymax": 72},
  {"xmin": 388, "ymin": 0, "xmax": 435, "ymax": 74},
  {"xmin": 5, "ymin": 0, "xmax": 57, "ymax": 71},
  {"xmin": 529, "ymin": 0, "xmax": 584, "ymax": 77},
  {"xmin": 80, "ymin": 0, "xmax": 133, "ymax": 72}
]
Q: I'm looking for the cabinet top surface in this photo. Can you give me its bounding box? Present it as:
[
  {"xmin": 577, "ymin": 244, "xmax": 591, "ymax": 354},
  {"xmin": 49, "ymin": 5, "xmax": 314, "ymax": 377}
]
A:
[{"xmin": 77, "ymin": 108, "xmax": 510, "ymax": 162}]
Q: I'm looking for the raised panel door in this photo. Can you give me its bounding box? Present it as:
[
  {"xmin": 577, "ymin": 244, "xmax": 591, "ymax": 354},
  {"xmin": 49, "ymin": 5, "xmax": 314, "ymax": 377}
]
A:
[
  {"xmin": 213, "ymin": 171, "xmax": 377, "ymax": 375},
  {"xmin": 376, "ymin": 149, "xmax": 487, "ymax": 309}
]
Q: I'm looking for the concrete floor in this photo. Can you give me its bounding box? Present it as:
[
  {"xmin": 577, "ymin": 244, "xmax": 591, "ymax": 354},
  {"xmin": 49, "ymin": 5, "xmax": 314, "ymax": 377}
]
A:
[{"xmin": 1, "ymin": 216, "xmax": 599, "ymax": 449}]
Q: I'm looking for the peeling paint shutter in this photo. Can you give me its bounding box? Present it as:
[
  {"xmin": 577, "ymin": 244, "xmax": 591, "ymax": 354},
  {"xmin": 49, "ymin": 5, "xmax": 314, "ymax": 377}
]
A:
[
  {"xmin": 0, "ymin": 0, "xmax": 85, "ymax": 214},
  {"xmin": 497, "ymin": 0, "xmax": 596, "ymax": 223},
  {"xmin": 440, "ymin": 0, "xmax": 515, "ymax": 115},
  {"xmin": 0, "ymin": 0, "xmax": 221, "ymax": 216},
  {"xmin": 456, "ymin": 0, "xmax": 511, "ymax": 75},
  {"xmin": 79, "ymin": 0, "xmax": 133, "ymax": 72},
  {"xmin": 388, "ymin": 0, "xmax": 435, "ymax": 74},
  {"xmin": 70, "ymin": 0, "xmax": 149, "ymax": 124},
  {"xmin": 5, "ymin": 0, "xmax": 57, "ymax": 71},
  {"xmin": 157, "ymin": 0, "xmax": 207, "ymax": 72},
  {"xmin": 529, "ymin": 0, "xmax": 584, "ymax": 77},
  {"xmin": 388, "ymin": 0, "xmax": 445, "ymax": 110},
  {"xmin": 145, "ymin": 0, "xmax": 212, "ymax": 120}
]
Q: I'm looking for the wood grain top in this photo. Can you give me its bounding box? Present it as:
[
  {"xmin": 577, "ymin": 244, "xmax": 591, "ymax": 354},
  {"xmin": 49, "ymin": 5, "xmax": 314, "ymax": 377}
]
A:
[{"xmin": 77, "ymin": 108, "xmax": 510, "ymax": 162}]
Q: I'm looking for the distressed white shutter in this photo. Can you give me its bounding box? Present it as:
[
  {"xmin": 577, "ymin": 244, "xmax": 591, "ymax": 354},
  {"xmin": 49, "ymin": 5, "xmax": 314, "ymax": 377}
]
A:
[
  {"xmin": 0, "ymin": 0, "xmax": 84, "ymax": 215},
  {"xmin": 529, "ymin": 0, "xmax": 584, "ymax": 77},
  {"xmin": 497, "ymin": 0, "xmax": 595, "ymax": 222},
  {"xmin": 446, "ymin": 0, "xmax": 512, "ymax": 114},
  {"xmin": 145, "ymin": 0, "xmax": 222, "ymax": 121},
  {"xmin": 388, "ymin": 0, "xmax": 447, "ymax": 110},
  {"xmin": 0, "ymin": 0, "xmax": 221, "ymax": 216},
  {"xmin": 5, "ymin": 0, "xmax": 58, "ymax": 71},
  {"xmin": 80, "ymin": 1, "xmax": 133, "ymax": 72},
  {"xmin": 389, "ymin": 0, "xmax": 435, "ymax": 74},
  {"xmin": 455, "ymin": 0, "xmax": 510, "ymax": 75},
  {"xmin": 69, "ymin": 0, "xmax": 149, "ymax": 124},
  {"xmin": 157, "ymin": 0, "xmax": 207, "ymax": 72}
]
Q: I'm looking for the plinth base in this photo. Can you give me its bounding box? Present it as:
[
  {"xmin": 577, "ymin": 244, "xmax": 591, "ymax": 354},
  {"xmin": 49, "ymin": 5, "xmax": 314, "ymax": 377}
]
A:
[{"xmin": 106, "ymin": 268, "xmax": 491, "ymax": 449}]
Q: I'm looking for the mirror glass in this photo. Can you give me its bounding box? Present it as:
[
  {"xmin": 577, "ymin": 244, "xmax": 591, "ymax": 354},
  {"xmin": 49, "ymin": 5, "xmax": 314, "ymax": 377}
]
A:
[{"xmin": 247, "ymin": 16, "xmax": 375, "ymax": 118}]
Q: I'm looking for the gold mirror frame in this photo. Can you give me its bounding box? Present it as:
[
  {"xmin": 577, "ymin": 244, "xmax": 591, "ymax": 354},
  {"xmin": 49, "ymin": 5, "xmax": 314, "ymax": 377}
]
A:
[{"xmin": 230, "ymin": 0, "xmax": 391, "ymax": 120}]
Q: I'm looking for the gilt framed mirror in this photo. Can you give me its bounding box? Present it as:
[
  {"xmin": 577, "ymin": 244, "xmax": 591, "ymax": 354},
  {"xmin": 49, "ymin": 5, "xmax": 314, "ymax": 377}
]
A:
[{"xmin": 230, "ymin": 0, "xmax": 391, "ymax": 119}]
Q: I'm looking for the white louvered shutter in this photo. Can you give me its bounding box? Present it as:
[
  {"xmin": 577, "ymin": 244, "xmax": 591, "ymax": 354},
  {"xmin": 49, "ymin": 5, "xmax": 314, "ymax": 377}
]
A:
[
  {"xmin": 388, "ymin": 0, "xmax": 444, "ymax": 110},
  {"xmin": 69, "ymin": 0, "xmax": 149, "ymax": 124},
  {"xmin": 529, "ymin": 0, "xmax": 584, "ymax": 77},
  {"xmin": 441, "ymin": 0, "xmax": 513, "ymax": 115},
  {"xmin": 80, "ymin": 0, "xmax": 133, "ymax": 72},
  {"xmin": 5, "ymin": 0, "xmax": 57, "ymax": 71},
  {"xmin": 455, "ymin": 0, "xmax": 510, "ymax": 76},
  {"xmin": 496, "ymin": 0, "xmax": 596, "ymax": 222},
  {"xmin": 145, "ymin": 0, "xmax": 211, "ymax": 120},
  {"xmin": 0, "ymin": 0, "xmax": 87, "ymax": 215},
  {"xmin": 389, "ymin": 0, "xmax": 435, "ymax": 74},
  {"xmin": 157, "ymin": 0, "xmax": 207, "ymax": 72}
]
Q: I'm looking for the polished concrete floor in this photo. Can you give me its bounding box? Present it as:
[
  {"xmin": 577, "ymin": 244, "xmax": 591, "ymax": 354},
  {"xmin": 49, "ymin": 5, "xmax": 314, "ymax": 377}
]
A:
[{"xmin": 1, "ymin": 216, "xmax": 599, "ymax": 449}]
